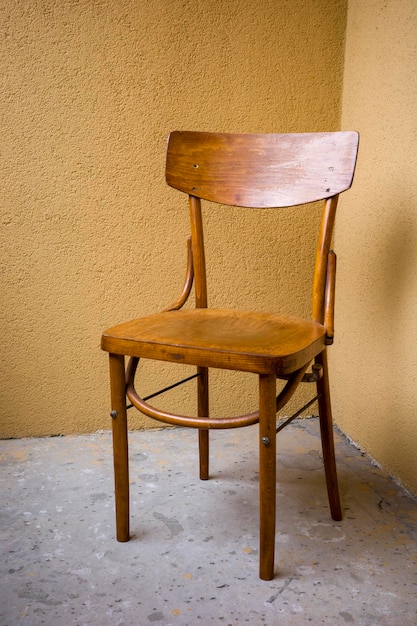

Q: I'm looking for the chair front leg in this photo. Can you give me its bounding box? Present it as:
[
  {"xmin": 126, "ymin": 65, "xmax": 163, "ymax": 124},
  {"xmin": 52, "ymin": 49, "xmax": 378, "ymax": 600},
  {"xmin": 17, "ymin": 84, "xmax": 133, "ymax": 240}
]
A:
[
  {"xmin": 109, "ymin": 353, "xmax": 130, "ymax": 542},
  {"xmin": 259, "ymin": 373, "xmax": 277, "ymax": 581}
]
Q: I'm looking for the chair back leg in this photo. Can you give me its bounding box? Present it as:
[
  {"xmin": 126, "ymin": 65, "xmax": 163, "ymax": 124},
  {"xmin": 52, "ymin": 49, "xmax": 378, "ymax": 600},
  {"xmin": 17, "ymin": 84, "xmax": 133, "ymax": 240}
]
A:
[
  {"xmin": 198, "ymin": 366, "xmax": 210, "ymax": 480},
  {"xmin": 315, "ymin": 349, "xmax": 342, "ymax": 521}
]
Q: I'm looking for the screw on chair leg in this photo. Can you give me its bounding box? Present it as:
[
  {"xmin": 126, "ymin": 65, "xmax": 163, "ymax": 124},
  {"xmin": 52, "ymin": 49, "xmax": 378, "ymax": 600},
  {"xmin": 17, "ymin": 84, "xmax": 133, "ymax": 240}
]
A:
[{"xmin": 109, "ymin": 353, "xmax": 130, "ymax": 542}]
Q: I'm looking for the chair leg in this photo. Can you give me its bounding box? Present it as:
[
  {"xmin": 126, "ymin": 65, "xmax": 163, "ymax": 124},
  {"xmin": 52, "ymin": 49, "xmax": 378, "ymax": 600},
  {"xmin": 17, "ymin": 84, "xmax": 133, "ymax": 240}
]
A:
[
  {"xmin": 109, "ymin": 353, "xmax": 130, "ymax": 542},
  {"xmin": 259, "ymin": 373, "xmax": 277, "ymax": 581},
  {"xmin": 315, "ymin": 349, "xmax": 342, "ymax": 521},
  {"xmin": 198, "ymin": 366, "xmax": 209, "ymax": 480}
]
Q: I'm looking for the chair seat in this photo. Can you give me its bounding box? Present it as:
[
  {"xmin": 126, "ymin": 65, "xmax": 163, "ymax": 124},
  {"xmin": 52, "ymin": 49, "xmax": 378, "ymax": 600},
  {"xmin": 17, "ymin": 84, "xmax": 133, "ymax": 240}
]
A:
[{"xmin": 101, "ymin": 308, "xmax": 327, "ymax": 375}]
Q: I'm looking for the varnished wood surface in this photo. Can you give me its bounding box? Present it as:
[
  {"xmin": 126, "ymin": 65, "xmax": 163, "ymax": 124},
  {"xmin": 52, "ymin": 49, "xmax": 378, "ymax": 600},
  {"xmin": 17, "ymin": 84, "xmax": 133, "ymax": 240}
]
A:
[
  {"xmin": 166, "ymin": 131, "xmax": 359, "ymax": 208},
  {"xmin": 315, "ymin": 349, "xmax": 342, "ymax": 521},
  {"xmin": 259, "ymin": 373, "xmax": 278, "ymax": 580},
  {"xmin": 102, "ymin": 308, "xmax": 327, "ymax": 375},
  {"xmin": 102, "ymin": 130, "xmax": 359, "ymax": 580},
  {"xmin": 162, "ymin": 237, "xmax": 194, "ymax": 312},
  {"xmin": 324, "ymin": 250, "xmax": 337, "ymax": 342},
  {"xmin": 109, "ymin": 354, "xmax": 130, "ymax": 542},
  {"xmin": 312, "ymin": 195, "xmax": 338, "ymax": 326}
]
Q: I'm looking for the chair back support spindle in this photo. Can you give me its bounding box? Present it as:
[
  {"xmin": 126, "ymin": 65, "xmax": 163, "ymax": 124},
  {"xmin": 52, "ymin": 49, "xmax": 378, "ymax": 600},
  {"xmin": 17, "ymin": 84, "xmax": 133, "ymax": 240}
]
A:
[
  {"xmin": 167, "ymin": 131, "xmax": 358, "ymax": 323},
  {"xmin": 188, "ymin": 195, "xmax": 208, "ymax": 308}
]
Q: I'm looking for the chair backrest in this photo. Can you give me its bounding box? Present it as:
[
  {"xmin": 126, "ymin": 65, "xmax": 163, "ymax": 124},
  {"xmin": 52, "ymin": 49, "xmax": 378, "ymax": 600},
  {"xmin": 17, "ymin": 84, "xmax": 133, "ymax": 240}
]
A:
[
  {"xmin": 166, "ymin": 131, "xmax": 358, "ymax": 208},
  {"xmin": 165, "ymin": 131, "xmax": 359, "ymax": 321}
]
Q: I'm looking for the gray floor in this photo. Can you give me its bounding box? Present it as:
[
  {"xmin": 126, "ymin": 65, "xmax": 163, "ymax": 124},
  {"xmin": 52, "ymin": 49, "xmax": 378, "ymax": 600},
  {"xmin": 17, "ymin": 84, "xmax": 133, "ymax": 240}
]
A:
[{"xmin": 1, "ymin": 419, "xmax": 417, "ymax": 626}]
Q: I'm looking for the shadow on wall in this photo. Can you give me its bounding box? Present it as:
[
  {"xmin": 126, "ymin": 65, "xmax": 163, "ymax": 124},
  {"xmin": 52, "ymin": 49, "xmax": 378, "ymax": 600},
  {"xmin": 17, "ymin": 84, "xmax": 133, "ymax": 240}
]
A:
[{"xmin": 373, "ymin": 187, "xmax": 417, "ymax": 476}]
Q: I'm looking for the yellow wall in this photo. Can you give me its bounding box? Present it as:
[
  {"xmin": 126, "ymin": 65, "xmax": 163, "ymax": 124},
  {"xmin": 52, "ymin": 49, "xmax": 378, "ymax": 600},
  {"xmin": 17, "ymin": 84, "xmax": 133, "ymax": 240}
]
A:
[
  {"xmin": 3, "ymin": 0, "xmax": 416, "ymax": 498},
  {"xmin": 333, "ymin": 0, "xmax": 417, "ymax": 494},
  {"xmin": 1, "ymin": 0, "xmax": 347, "ymax": 438}
]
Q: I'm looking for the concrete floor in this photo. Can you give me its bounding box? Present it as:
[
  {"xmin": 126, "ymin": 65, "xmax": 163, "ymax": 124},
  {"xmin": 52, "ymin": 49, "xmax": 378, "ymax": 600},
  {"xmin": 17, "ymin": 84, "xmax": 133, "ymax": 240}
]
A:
[{"xmin": 1, "ymin": 419, "xmax": 417, "ymax": 626}]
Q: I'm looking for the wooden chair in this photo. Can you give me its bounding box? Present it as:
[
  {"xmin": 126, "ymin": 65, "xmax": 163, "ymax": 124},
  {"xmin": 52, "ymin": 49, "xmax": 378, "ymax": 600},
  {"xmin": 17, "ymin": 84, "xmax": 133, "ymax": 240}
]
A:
[{"xmin": 101, "ymin": 131, "xmax": 359, "ymax": 580}]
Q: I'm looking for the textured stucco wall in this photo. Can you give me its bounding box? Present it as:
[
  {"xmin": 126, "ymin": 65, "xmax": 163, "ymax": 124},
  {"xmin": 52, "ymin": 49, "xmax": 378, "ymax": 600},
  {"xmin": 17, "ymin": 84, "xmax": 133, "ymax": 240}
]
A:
[
  {"xmin": 333, "ymin": 0, "xmax": 417, "ymax": 494},
  {"xmin": 1, "ymin": 0, "xmax": 347, "ymax": 437}
]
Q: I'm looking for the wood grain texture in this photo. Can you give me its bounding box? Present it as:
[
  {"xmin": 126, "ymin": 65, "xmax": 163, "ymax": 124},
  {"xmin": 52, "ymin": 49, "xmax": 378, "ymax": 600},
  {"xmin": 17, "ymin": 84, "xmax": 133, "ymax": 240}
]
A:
[
  {"xmin": 166, "ymin": 131, "xmax": 359, "ymax": 208},
  {"xmin": 102, "ymin": 308, "xmax": 327, "ymax": 375}
]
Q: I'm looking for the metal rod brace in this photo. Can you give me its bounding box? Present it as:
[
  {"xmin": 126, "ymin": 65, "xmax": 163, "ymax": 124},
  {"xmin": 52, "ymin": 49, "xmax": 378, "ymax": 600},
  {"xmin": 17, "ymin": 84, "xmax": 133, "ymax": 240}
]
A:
[
  {"xmin": 276, "ymin": 394, "xmax": 321, "ymax": 434},
  {"xmin": 126, "ymin": 373, "xmax": 201, "ymax": 410}
]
